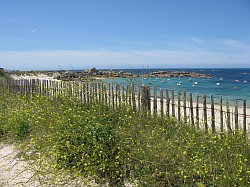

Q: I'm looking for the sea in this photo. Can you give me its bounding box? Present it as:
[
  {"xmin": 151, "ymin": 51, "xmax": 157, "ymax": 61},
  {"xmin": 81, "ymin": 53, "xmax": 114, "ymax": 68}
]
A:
[{"xmin": 102, "ymin": 68, "xmax": 250, "ymax": 106}]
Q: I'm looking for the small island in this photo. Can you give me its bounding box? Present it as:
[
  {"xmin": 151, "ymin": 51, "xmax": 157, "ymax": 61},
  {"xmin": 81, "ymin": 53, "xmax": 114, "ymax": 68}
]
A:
[{"xmin": 142, "ymin": 70, "xmax": 213, "ymax": 79}]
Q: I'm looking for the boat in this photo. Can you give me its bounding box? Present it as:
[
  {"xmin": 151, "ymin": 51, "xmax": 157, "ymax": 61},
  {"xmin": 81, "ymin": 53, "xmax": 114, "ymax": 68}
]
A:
[
  {"xmin": 216, "ymin": 83, "xmax": 221, "ymax": 86},
  {"xmin": 243, "ymin": 80, "xmax": 248, "ymax": 83},
  {"xmin": 194, "ymin": 82, "xmax": 198, "ymax": 85}
]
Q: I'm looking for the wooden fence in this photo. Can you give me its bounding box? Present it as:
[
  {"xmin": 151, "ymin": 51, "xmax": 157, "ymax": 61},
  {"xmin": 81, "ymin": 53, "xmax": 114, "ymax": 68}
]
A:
[{"xmin": 0, "ymin": 79, "xmax": 249, "ymax": 136}]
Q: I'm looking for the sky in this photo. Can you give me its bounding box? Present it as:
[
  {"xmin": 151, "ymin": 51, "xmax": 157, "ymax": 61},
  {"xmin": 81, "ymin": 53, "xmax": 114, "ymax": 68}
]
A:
[{"xmin": 0, "ymin": 0, "xmax": 250, "ymax": 70}]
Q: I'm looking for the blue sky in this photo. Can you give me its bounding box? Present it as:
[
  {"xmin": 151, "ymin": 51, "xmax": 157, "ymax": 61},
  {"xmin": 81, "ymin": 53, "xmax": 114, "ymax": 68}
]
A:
[{"xmin": 0, "ymin": 0, "xmax": 250, "ymax": 70}]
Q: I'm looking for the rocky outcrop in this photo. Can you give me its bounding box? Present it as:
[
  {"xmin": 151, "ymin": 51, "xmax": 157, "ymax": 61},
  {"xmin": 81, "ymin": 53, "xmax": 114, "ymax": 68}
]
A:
[{"xmin": 143, "ymin": 71, "xmax": 212, "ymax": 79}]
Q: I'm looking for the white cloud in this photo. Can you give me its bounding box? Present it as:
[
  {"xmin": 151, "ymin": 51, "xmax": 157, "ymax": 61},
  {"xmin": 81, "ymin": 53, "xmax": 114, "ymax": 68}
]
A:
[
  {"xmin": 0, "ymin": 49, "xmax": 249, "ymax": 70},
  {"xmin": 30, "ymin": 28, "xmax": 38, "ymax": 33},
  {"xmin": 217, "ymin": 39, "xmax": 250, "ymax": 49},
  {"xmin": 187, "ymin": 37, "xmax": 206, "ymax": 44},
  {"xmin": 0, "ymin": 36, "xmax": 249, "ymax": 70}
]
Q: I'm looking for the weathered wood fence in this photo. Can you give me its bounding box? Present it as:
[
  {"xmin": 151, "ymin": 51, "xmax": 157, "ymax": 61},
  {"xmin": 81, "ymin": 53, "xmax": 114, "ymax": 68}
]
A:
[{"xmin": 0, "ymin": 79, "xmax": 249, "ymax": 136}]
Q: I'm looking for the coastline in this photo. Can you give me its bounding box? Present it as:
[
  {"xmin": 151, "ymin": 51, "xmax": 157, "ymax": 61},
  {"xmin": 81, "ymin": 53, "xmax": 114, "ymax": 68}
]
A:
[{"xmin": 4, "ymin": 72, "xmax": 250, "ymax": 134}]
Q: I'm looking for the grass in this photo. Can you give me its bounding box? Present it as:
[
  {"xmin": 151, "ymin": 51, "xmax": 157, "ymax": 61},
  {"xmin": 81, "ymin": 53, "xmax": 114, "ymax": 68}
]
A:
[
  {"xmin": 0, "ymin": 87, "xmax": 249, "ymax": 186},
  {"xmin": 0, "ymin": 71, "xmax": 10, "ymax": 80}
]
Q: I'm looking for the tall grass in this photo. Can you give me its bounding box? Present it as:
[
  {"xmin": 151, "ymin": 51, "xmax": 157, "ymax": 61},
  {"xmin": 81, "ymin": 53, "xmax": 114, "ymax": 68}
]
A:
[{"xmin": 0, "ymin": 88, "xmax": 249, "ymax": 186}]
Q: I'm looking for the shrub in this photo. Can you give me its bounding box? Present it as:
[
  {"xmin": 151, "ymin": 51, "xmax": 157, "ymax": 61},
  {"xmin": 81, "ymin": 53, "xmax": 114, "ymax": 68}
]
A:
[
  {"xmin": 11, "ymin": 119, "xmax": 30, "ymax": 139},
  {"xmin": 0, "ymin": 88, "xmax": 249, "ymax": 186}
]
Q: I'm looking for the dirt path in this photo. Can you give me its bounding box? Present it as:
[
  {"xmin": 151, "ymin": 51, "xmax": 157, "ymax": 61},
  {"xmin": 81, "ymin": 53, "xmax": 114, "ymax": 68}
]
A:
[
  {"xmin": 0, "ymin": 143, "xmax": 39, "ymax": 187},
  {"xmin": 0, "ymin": 144, "xmax": 132, "ymax": 187}
]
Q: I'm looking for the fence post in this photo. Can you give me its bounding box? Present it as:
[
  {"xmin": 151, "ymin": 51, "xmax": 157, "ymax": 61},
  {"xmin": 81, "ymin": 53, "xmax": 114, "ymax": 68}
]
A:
[
  {"xmin": 94, "ymin": 83, "xmax": 98, "ymax": 103},
  {"xmin": 98, "ymin": 83, "xmax": 102, "ymax": 103},
  {"xmin": 41, "ymin": 80, "xmax": 44, "ymax": 96},
  {"xmin": 177, "ymin": 90, "xmax": 181, "ymax": 122},
  {"xmin": 115, "ymin": 83, "xmax": 119, "ymax": 108},
  {"xmin": 14, "ymin": 80, "xmax": 19, "ymax": 94},
  {"xmin": 183, "ymin": 91, "xmax": 187, "ymax": 123},
  {"xmin": 117, "ymin": 84, "xmax": 121, "ymax": 107},
  {"xmin": 203, "ymin": 94, "xmax": 208, "ymax": 132},
  {"xmin": 147, "ymin": 86, "xmax": 151, "ymax": 112},
  {"xmin": 137, "ymin": 85, "xmax": 141, "ymax": 111},
  {"xmin": 234, "ymin": 99, "xmax": 239, "ymax": 131},
  {"xmin": 100, "ymin": 83, "xmax": 104, "ymax": 104},
  {"xmin": 108, "ymin": 83, "xmax": 111, "ymax": 107},
  {"xmin": 126, "ymin": 84, "xmax": 130, "ymax": 106},
  {"xmin": 82, "ymin": 82, "xmax": 86, "ymax": 103},
  {"xmin": 189, "ymin": 93, "xmax": 194, "ymax": 126},
  {"xmin": 104, "ymin": 84, "xmax": 107, "ymax": 105},
  {"xmin": 243, "ymin": 99, "xmax": 246, "ymax": 136},
  {"xmin": 196, "ymin": 94, "xmax": 199, "ymax": 130},
  {"xmin": 122, "ymin": 83, "xmax": 125, "ymax": 103},
  {"xmin": 160, "ymin": 89, "xmax": 164, "ymax": 117},
  {"xmin": 111, "ymin": 83, "xmax": 115, "ymax": 108},
  {"xmin": 166, "ymin": 89, "xmax": 170, "ymax": 118},
  {"xmin": 79, "ymin": 82, "xmax": 83, "ymax": 103},
  {"xmin": 171, "ymin": 90, "xmax": 175, "ymax": 118},
  {"xmin": 141, "ymin": 85, "xmax": 150, "ymax": 112},
  {"xmin": 132, "ymin": 84, "xmax": 136, "ymax": 110},
  {"xmin": 226, "ymin": 97, "xmax": 232, "ymax": 134},
  {"xmin": 153, "ymin": 85, "xmax": 157, "ymax": 114},
  {"xmin": 210, "ymin": 95, "xmax": 215, "ymax": 134},
  {"xmin": 87, "ymin": 82, "xmax": 90, "ymax": 105},
  {"xmin": 60, "ymin": 80, "xmax": 63, "ymax": 97},
  {"xmin": 220, "ymin": 96, "xmax": 224, "ymax": 133},
  {"xmin": 89, "ymin": 82, "xmax": 93, "ymax": 104}
]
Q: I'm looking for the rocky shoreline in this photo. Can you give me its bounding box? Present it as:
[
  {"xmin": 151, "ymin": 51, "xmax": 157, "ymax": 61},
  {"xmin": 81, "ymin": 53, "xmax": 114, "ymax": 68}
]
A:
[{"xmin": 3, "ymin": 68, "xmax": 213, "ymax": 81}]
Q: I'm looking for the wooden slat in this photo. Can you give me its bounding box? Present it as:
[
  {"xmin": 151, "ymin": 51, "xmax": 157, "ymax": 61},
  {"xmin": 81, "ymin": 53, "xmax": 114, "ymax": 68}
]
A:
[
  {"xmin": 196, "ymin": 94, "xmax": 199, "ymax": 129},
  {"xmin": 234, "ymin": 98, "xmax": 239, "ymax": 131},
  {"xmin": 171, "ymin": 90, "xmax": 175, "ymax": 118},
  {"xmin": 243, "ymin": 99, "xmax": 246, "ymax": 136},
  {"xmin": 153, "ymin": 85, "xmax": 157, "ymax": 114},
  {"xmin": 160, "ymin": 88, "xmax": 164, "ymax": 117},
  {"xmin": 189, "ymin": 93, "xmax": 194, "ymax": 126},
  {"xmin": 211, "ymin": 95, "xmax": 215, "ymax": 134},
  {"xmin": 132, "ymin": 84, "xmax": 136, "ymax": 110},
  {"xmin": 203, "ymin": 94, "xmax": 208, "ymax": 132},
  {"xmin": 177, "ymin": 90, "xmax": 181, "ymax": 122},
  {"xmin": 183, "ymin": 91, "xmax": 187, "ymax": 123},
  {"xmin": 137, "ymin": 85, "xmax": 141, "ymax": 111},
  {"xmin": 220, "ymin": 96, "xmax": 224, "ymax": 133},
  {"xmin": 166, "ymin": 89, "xmax": 170, "ymax": 118},
  {"xmin": 226, "ymin": 97, "xmax": 232, "ymax": 134}
]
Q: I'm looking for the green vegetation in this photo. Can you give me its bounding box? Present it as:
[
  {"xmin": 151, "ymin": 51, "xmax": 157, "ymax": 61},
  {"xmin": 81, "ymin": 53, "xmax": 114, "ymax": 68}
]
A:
[
  {"xmin": 0, "ymin": 68, "xmax": 9, "ymax": 80},
  {"xmin": 0, "ymin": 87, "xmax": 249, "ymax": 186}
]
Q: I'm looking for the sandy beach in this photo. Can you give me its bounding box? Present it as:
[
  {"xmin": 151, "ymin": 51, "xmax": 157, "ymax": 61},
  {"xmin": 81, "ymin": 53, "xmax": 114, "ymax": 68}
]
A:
[{"xmin": 10, "ymin": 73, "xmax": 57, "ymax": 81}]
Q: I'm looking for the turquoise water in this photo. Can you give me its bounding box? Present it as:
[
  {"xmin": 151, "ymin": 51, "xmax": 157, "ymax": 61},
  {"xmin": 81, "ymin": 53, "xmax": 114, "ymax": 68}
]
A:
[{"xmin": 103, "ymin": 68, "xmax": 250, "ymax": 106}]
